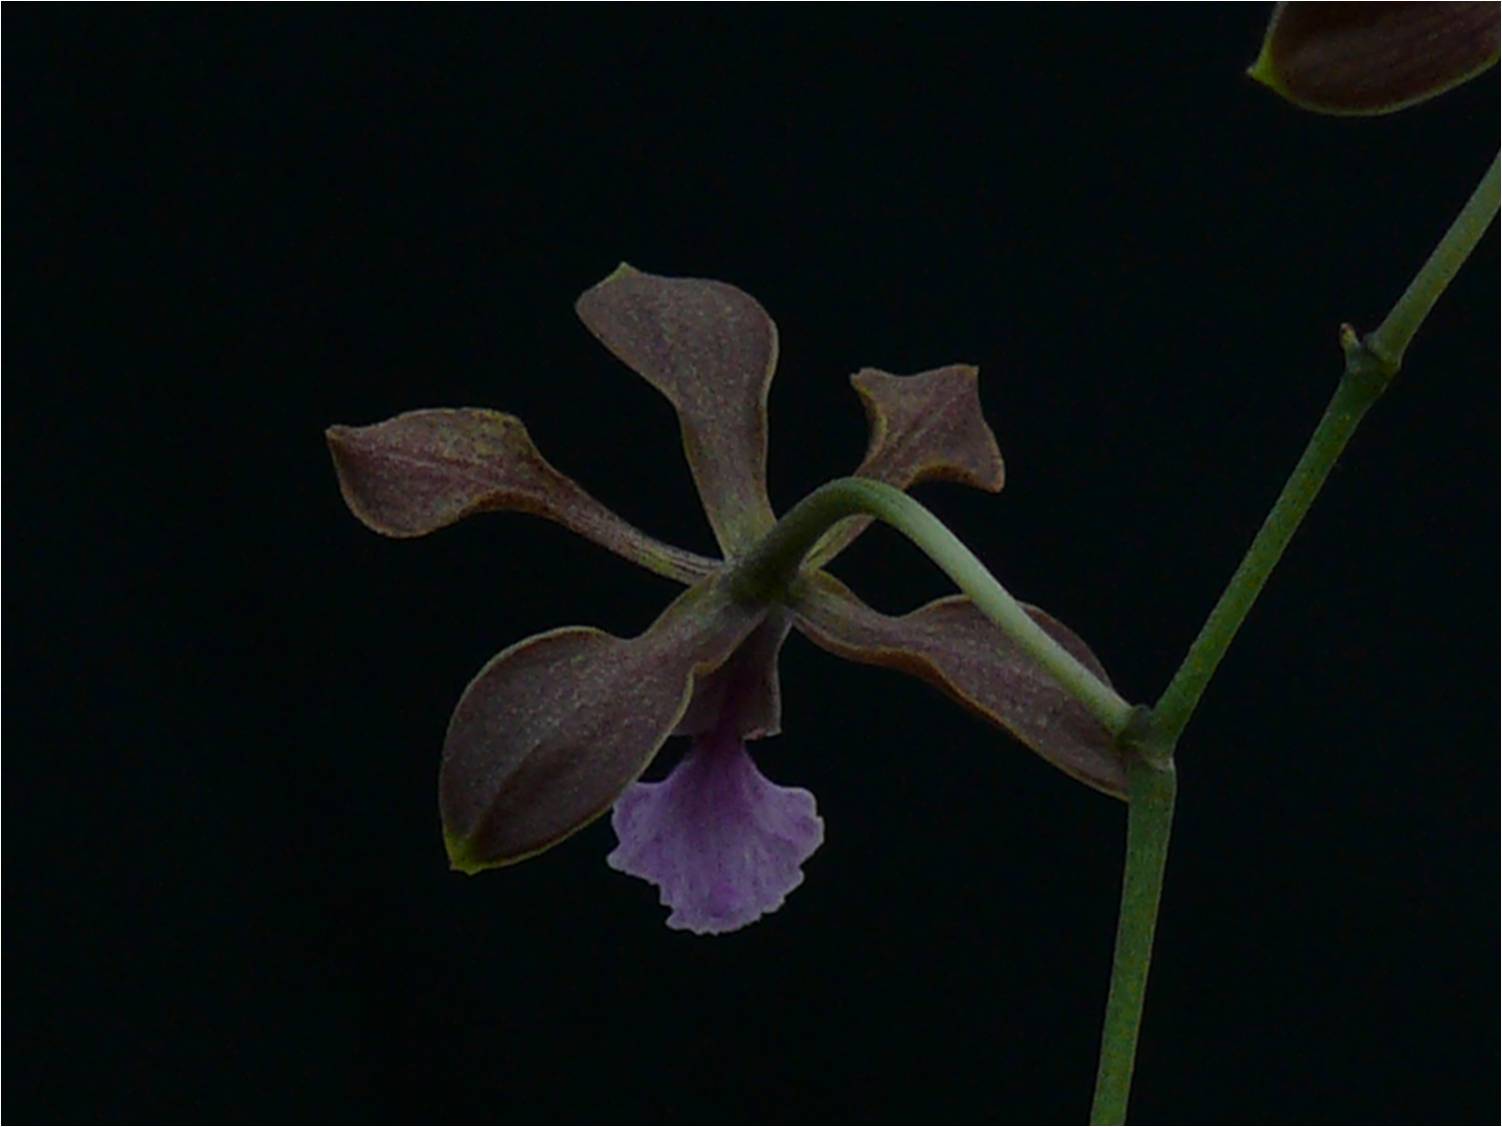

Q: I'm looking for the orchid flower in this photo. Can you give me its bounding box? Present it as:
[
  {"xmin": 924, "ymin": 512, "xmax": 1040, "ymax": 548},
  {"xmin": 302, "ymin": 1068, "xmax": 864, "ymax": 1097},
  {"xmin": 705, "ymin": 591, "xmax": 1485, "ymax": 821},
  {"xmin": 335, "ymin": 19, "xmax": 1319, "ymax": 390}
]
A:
[{"xmin": 326, "ymin": 265, "xmax": 1124, "ymax": 934}]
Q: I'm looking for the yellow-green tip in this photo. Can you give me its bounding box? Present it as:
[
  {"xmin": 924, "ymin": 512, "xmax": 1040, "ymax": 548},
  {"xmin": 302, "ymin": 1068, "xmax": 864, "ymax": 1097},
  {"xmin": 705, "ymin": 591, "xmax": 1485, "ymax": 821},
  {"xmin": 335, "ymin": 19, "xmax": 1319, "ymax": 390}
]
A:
[
  {"xmin": 444, "ymin": 830, "xmax": 493, "ymax": 876},
  {"xmin": 1246, "ymin": 44, "xmax": 1289, "ymax": 99}
]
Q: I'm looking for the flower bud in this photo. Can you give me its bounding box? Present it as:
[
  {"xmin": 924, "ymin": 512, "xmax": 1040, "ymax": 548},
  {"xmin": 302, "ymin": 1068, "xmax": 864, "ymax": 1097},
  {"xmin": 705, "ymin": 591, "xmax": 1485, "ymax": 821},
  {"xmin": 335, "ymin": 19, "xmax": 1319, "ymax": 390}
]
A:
[{"xmin": 1249, "ymin": 2, "xmax": 1499, "ymax": 115}]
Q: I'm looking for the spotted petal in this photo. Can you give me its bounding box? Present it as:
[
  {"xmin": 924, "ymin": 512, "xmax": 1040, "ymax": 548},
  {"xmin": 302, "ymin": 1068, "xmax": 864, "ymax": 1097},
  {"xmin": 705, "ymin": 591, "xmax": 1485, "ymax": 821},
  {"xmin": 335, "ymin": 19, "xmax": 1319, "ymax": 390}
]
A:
[
  {"xmin": 327, "ymin": 408, "xmax": 715, "ymax": 584},
  {"xmin": 810, "ymin": 365, "xmax": 1005, "ymax": 568},
  {"xmin": 441, "ymin": 579, "xmax": 764, "ymax": 870},
  {"xmin": 789, "ymin": 572, "xmax": 1126, "ymax": 797},
  {"xmin": 576, "ymin": 265, "xmax": 778, "ymax": 556}
]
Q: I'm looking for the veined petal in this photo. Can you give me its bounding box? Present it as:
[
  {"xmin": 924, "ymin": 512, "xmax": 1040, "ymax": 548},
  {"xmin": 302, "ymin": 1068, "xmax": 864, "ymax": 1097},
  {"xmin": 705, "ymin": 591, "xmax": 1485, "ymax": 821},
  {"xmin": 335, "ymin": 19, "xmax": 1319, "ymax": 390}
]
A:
[
  {"xmin": 789, "ymin": 572, "xmax": 1126, "ymax": 798},
  {"xmin": 607, "ymin": 719, "xmax": 823, "ymax": 935},
  {"xmin": 809, "ymin": 365, "xmax": 1005, "ymax": 568},
  {"xmin": 327, "ymin": 408, "xmax": 716, "ymax": 584},
  {"xmin": 575, "ymin": 264, "xmax": 778, "ymax": 556},
  {"xmin": 441, "ymin": 579, "xmax": 764, "ymax": 871}
]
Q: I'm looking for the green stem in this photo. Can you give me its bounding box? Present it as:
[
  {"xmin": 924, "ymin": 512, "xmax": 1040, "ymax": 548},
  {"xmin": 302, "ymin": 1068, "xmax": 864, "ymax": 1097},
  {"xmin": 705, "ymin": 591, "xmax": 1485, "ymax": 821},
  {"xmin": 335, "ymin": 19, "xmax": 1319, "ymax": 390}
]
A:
[
  {"xmin": 1088, "ymin": 149, "xmax": 1498, "ymax": 1124},
  {"xmin": 1154, "ymin": 148, "xmax": 1500, "ymax": 751},
  {"xmin": 1368, "ymin": 151, "xmax": 1500, "ymax": 369},
  {"xmin": 729, "ymin": 476, "xmax": 1137, "ymax": 737},
  {"xmin": 1089, "ymin": 758, "xmax": 1176, "ymax": 1126},
  {"xmin": 1150, "ymin": 360, "xmax": 1385, "ymax": 749}
]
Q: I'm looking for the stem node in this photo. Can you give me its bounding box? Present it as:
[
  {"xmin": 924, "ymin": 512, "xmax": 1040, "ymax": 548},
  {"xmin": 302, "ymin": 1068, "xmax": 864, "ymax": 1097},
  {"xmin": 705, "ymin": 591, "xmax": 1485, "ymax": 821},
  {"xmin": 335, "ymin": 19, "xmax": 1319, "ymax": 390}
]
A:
[
  {"xmin": 1339, "ymin": 322, "xmax": 1399, "ymax": 393},
  {"xmin": 1118, "ymin": 706, "xmax": 1175, "ymax": 771}
]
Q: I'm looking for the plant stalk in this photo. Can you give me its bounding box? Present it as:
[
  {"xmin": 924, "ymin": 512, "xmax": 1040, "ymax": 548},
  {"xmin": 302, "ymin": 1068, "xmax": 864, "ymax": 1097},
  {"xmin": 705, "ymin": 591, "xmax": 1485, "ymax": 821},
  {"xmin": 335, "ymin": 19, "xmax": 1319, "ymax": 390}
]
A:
[
  {"xmin": 1089, "ymin": 757, "xmax": 1176, "ymax": 1125},
  {"xmin": 1368, "ymin": 150, "xmax": 1500, "ymax": 369},
  {"xmin": 1088, "ymin": 148, "xmax": 1498, "ymax": 1123},
  {"xmin": 1155, "ymin": 150, "xmax": 1499, "ymax": 750}
]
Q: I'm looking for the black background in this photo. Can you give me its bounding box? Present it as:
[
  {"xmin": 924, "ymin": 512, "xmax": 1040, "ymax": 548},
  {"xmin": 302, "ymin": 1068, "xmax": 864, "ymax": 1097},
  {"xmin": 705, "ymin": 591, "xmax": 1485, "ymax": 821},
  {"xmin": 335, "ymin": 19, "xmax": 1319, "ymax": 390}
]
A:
[{"xmin": 8, "ymin": 8, "xmax": 1498, "ymax": 1122}]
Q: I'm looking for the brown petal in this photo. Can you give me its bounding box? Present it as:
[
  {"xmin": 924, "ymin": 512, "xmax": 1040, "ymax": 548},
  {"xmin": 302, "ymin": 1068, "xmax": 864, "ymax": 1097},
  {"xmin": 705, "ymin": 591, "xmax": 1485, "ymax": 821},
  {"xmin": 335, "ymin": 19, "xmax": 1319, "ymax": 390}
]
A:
[
  {"xmin": 674, "ymin": 608, "xmax": 794, "ymax": 739},
  {"xmin": 442, "ymin": 579, "xmax": 765, "ymax": 870},
  {"xmin": 809, "ymin": 365, "xmax": 1005, "ymax": 568},
  {"xmin": 327, "ymin": 408, "xmax": 716, "ymax": 584},
  {"xmin": 1250, "ymin": 2, "xmax": 1499, "ymax": 115},
  {"xmin": 575, "ymin": 264, "xmax": 778, "ymax": 556},
  {"xmin": 789, "ymin": 572, "xmax": 1126, "ymax": 798}
]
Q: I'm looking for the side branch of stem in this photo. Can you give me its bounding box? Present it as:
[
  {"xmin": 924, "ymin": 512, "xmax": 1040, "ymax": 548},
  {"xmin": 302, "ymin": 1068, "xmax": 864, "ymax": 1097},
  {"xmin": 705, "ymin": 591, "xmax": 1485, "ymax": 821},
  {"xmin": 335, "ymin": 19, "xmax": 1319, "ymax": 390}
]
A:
[
  {"xmin": 1152, "ymin": 148, "xmax": 1499, "ymax": 753},
  {"xmin": 1150, "ymin": 366, "xmax": 1382, "ymax": 746}
]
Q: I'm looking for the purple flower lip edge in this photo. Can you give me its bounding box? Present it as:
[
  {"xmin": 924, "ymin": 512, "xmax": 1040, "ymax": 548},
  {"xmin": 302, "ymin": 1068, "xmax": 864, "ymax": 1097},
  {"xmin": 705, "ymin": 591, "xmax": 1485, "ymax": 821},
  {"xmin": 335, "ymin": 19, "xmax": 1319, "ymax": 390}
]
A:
[{"xmin": 607, "ymin": 713, "xmax": 824, "ymax": 935}]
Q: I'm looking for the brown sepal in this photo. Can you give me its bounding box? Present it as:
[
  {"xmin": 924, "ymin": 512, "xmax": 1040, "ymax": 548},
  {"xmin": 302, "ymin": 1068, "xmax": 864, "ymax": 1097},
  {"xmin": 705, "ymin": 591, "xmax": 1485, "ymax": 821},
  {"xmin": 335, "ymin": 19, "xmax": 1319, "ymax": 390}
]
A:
[
  {"xmin": 576, "ymin": 264, "xmax": 778, "ymax": 556},
  {"xmin": 326, "ymin": 408, "xmax": 715, "ymax": 584},
  {"xmin": 789, "ymin": 572, "xmax": 1127, "ymax": 798},
  {"xmin": 811, "ymin": 364, "xmax": 1005, "ymax": 567},
  {"xmin": 441, "ymin": 579, "xmax": 765, "ymax": 870}
]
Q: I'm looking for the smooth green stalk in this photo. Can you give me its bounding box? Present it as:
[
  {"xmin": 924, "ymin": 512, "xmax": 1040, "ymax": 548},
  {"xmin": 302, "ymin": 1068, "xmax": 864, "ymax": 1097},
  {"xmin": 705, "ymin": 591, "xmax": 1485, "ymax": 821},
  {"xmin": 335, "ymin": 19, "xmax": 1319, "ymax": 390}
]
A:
[
  {"xmin": 1089, "ymin": 757, "xmax": 1176, "ymax": 1126},
  {"xmin": 729, "ymin": 476, "xmax": 1137, "ymax": 738},
  {"xmin": 1149, "ymin": 358, "xmax": 1386, "ymax": 752},
  {"xmin": 1154, "ymin": 149, "xmax": 1499, "ymax": 751},
  {"xmin": 1368, "ymin": 151, "xmax": 1500, "ymax": 369},
  {"xmin": 1089, "ymin": 149, "xmax": 1499, "ymax": 1125}
]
